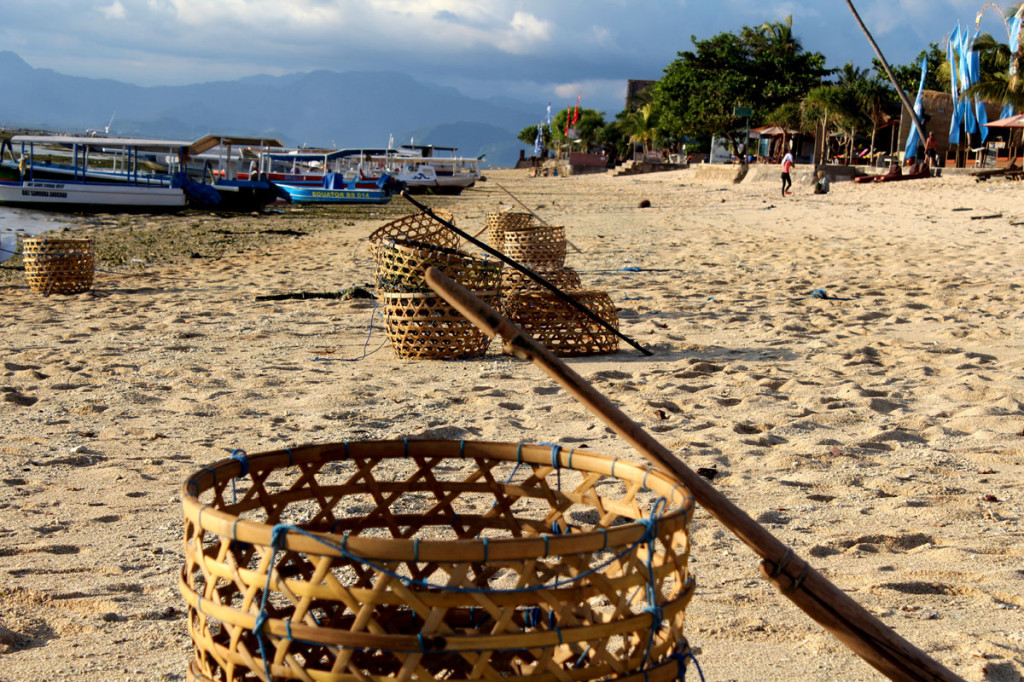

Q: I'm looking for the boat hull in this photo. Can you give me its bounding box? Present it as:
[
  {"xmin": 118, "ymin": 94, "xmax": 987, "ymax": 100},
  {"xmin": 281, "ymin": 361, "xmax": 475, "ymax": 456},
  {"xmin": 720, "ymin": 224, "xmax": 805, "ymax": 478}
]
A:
[
  {"xmin": 0, "ymin": 180, "xmax": 186, "ymax": 212},
  {"xmin": 276, "ymin": 183, "xmax": 392, "ymax": 204}
]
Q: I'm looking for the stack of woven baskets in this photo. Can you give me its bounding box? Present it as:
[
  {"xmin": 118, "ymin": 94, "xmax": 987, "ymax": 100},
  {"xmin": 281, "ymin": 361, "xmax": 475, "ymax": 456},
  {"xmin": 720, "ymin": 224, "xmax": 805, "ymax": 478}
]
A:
[
  {"xmin": 369, "ymin": 211, "xmax": 501, "ymax": 360},
  {"xmin": 487, "ymin": 211, "xmax": 619, "ymax": 357}
]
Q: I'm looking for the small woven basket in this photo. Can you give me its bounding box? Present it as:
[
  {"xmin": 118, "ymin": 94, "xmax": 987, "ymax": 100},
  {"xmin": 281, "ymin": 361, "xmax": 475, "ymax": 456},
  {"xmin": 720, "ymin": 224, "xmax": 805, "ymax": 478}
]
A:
[
  {"xmin": 485, "ymin": 211, "xmax": 533, "ymax": 249},
  {"xmin": 506, "ymin": 290, "xmax": 620, "ymax": 357},
  {"xmin": 502, "ymin": 266, "xmax": 582, "ymax": 297},
  {"xmin": 502, "ymin": 225, "xmax": 567, "ymax": 268},
  {"xmin": 180, "ymin": 439, "xmax": 695, "ymax": 682},
  {"xmin": 382, "ymin": 292, "xmax": 498, "ymax": 360},
  {"xmin": 22, "ymin": 236, "xmax": 95, "ymax": 295},
  {"xmin": 375, "ymin": 239, "xmax": 502, "ymax": 294},
  {"xmin": 368, "ymin": 210, "xmax": 459, "ymax": 260}
]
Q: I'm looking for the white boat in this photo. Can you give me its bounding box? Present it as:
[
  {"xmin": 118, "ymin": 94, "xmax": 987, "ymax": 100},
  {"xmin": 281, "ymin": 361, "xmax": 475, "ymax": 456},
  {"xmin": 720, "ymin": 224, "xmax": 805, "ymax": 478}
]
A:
[
  {"xmin": 239, "ymin": 144, "xmax": 484, "ymax": 195},
  {"xmin": 382, "ymin": 145, "xmax": 483, "ymax": 195},
  {"xmin": 0, "ymin": 135, "xmax": 189, "ymax": 212}
]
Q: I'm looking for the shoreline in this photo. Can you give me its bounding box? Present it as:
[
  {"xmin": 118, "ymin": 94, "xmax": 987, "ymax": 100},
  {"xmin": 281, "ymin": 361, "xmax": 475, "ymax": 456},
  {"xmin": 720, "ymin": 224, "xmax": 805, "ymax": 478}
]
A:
[{"xmin": 1, "ymin": 169, "xmax": 1022, "ymax": 681}]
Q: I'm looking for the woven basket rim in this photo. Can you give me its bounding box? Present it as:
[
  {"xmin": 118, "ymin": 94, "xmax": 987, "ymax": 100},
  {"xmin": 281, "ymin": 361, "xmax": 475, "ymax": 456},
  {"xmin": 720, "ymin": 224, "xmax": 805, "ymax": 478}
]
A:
[
  {"xmin": 22, "ymin": 236, "xmax": 94, "ymax": 244},
  {"xmin": 182, "ymin": 439, "xmax": 692, "ymax": 562}
]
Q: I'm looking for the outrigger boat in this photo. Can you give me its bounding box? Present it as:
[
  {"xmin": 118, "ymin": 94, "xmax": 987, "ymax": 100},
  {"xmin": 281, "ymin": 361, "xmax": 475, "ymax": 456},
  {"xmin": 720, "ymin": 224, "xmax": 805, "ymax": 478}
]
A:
[
  {"xmin": 0, "ymin": 134, "xmax": 296, "ymax": 213},
  {"xmin": 239, "ymin": 145, "xmax": 482, "ymax": 196},
  {"xmin": 275, "ymin": 172, "xmax": 400, "ymax": 204},
  {"xmin": 0, "ymin": 135, "xmax": 189, "ymax": 212}
]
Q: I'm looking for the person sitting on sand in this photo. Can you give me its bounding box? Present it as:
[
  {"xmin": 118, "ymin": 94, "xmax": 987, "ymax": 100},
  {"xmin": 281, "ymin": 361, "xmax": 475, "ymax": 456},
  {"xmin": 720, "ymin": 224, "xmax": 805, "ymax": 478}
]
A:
[{"xmin": 813, "ymin": 170, "xmax": 830, "ymax": 194}]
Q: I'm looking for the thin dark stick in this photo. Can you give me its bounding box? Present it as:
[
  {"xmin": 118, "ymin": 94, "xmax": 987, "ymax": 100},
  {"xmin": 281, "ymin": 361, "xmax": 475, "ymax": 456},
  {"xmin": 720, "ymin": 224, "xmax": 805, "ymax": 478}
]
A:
[
  {"xmin": 400, "ymin": 190, "xmax": 652, "ymax": 356},
  {"xmin": 425, "ymin": 267, "xmax": 965, "ymax": 682}
]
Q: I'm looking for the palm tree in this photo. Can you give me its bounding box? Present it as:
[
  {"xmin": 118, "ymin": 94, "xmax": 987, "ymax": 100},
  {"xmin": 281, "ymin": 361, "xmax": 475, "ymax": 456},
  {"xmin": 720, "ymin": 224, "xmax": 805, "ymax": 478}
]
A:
[
  {"xmin": 963, "ymin": 29, "xmax": 1024, "ymax": 111},
  {"xmin": 620, "ymin": 103, "xmax": 658, "ymax": 160},
  {"xmin": 757, "ymin": 15, "xmax": 799, "ymax": 52}
]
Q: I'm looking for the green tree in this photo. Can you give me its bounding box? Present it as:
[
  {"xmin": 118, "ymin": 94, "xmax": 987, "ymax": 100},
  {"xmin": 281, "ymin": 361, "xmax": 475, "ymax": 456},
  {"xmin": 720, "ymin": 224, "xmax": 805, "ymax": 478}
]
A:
[
  {"xmin": 619, "ymin": 103, "xmax": 659, "ymax": 157},
  {"xmin": 874, "ymin": 43, "xmax": 949, "ymax": 96},
  {"xmin": 654, "ymin": 18, "xmax": 828, "ymax": 153},
  {"xmin": 963, "ymin": 28, "xmax": 1024, "ymax": 111},
  {"xmin": 549, "ymin": 107, "xmax": 607, "ymax": 150},
  {"xmin": 517, "ymin": 124, "xmax": 551, "ymax": 154}
]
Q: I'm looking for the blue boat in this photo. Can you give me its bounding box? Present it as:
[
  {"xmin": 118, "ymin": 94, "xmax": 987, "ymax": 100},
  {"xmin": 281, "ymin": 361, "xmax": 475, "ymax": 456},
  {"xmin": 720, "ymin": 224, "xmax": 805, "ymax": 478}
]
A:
[{"xmin": 276, "ymin": 172, "xmax": 401, "ymax": 204}]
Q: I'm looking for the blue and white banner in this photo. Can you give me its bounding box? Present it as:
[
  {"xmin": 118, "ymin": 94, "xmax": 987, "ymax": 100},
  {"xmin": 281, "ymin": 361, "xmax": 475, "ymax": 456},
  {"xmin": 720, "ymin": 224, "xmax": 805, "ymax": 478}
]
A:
[{"xmin": 904, "ymin": 57, "xmax": 927, "ymax": 159}]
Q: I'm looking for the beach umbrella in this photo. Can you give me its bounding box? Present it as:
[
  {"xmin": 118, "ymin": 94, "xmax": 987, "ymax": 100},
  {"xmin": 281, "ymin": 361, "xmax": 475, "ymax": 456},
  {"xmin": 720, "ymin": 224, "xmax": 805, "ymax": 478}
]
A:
[{"xmin": 984, "ymin": 112, "xmax": 1024, "ymax": 127}]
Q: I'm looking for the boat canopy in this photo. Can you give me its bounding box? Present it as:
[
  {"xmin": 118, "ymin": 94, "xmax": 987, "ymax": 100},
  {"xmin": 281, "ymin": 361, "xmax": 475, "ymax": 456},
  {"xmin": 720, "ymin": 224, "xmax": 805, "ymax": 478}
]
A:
[
  {"xmin": 11, "ymin": 135, "xmax": 193, "ymax": 150},
  {"xmin": 190, "ymin": 135, "xmax": 285, "ymax": 155}
]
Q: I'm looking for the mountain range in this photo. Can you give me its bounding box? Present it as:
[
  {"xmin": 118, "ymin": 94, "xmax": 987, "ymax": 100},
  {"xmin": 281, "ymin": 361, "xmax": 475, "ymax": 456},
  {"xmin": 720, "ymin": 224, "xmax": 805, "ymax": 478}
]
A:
[{"xmin": 0, "ymin": 51, "xmax": 542, "ymax": 167}]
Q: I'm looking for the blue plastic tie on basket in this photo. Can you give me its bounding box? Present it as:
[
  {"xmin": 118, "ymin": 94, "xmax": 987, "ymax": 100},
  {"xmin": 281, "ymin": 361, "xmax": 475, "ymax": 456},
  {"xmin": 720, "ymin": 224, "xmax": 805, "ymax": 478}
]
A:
[
  {"xmin": 541, "ymin": 442, "xmax": 562, "ymax": 490},
  {"xmin": 230, "ymin": 449, "xmax": 249, "ymax": 503},
  {"xmin": 231, "ymin": 449, "xmax": 249, "ymax": 476},
  {"xmin": 670, "ymin": 646, "xmax": 707, "ymax": 682}
]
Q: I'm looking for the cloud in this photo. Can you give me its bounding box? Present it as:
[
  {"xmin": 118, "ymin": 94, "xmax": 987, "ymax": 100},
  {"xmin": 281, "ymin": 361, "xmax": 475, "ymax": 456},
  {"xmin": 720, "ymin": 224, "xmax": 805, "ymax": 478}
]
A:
[{"xmin": 100, "ymin": 1, "xmax": 126, "ymax": 19}]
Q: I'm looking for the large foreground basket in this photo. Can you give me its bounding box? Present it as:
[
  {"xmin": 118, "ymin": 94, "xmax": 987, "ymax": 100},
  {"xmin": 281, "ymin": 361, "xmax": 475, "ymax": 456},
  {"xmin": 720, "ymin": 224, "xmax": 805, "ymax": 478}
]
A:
[
  {"xmin": 506, "ymin": 290, "xmax": 620, "ymax": 357},
  {"xmin": 368, "ymin": 210, "xmax": 459, "ymax": 261},
  {"xmin": 382, "ymin": 292, "xmax": 497, "ymax": 359},
  {"xmin": 485, "ymin": 211, "xmax": 533, "ymax": 249},
  {"xmin": 502, "ymin": 225, "xmax": 567, "ymax": 268},
  {"xmin": 375, "ymin": 239, "xmax": 502, "ymax": 295},
  {"xmin": 22, "ymin": 236, "xmax": 94, "ymax": 295},
  {"xmin": 180, "ymin": 440, "xmax": 695, "ymax": 682}
]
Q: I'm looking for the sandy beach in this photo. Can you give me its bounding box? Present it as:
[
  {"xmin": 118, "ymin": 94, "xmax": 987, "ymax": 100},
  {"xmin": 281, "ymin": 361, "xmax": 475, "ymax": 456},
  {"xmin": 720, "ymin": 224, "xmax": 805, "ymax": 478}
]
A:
[{"xmin": 1, "ymin": 167, "xmax": 1022, "ymax": 681}]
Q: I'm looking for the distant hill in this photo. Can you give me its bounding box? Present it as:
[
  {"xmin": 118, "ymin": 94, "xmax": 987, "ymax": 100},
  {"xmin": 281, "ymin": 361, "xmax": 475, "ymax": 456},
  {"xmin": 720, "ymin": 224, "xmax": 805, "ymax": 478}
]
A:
[{"xmin": 0, "ymin": 51, "xmax": 539, "ymax": 166}]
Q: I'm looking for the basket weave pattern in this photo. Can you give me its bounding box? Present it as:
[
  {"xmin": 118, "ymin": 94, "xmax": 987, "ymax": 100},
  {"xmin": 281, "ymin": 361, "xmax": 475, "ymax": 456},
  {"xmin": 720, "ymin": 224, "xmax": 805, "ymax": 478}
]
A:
[
  {"xmin": 502, "ymin": 266, "xmax": 582, "ymax": 298},
  {"xmin": 180, "ymin": 440, "xmax": 694, "ymax": 682},
  {"xmin": 22, "ymin": 237, "xmax": 95, "ymax": 295},
  {"xmin": 382, "ymin": 292, "xmax": 496, "ymax": 360},
  {"xmin": 506, "ymin": 290, "xmax": 620, "ymax": 357},
  {"xmin": 485, "ymin": 211, "xmax": 533, "ymax": 249},
  {"xmin": 375, "ymin": 239, "xmax": 502, "ymax": 295},
  {"xmin": 502, "ymin": 225, "xmax": 567, "ymax": 269},
  {"xmin": 368, "ymin": 210, "xmax": 459, "ymax": 260}
]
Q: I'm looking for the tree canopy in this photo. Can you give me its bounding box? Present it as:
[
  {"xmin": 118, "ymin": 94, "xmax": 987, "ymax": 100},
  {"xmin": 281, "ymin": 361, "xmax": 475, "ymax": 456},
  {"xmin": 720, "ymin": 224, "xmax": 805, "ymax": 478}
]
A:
[{"xmin": 653, "ymin": 17, "xmax": 829, "ymax": 147}]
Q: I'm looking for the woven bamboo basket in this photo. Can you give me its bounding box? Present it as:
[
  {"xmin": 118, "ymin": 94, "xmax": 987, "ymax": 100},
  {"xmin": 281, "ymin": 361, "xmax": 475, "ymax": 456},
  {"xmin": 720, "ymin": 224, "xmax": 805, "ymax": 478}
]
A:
[
  {"xmin": 502, "ymin": 225, "xmax": 567, "ymax": 269},
  {"xmin": 368, "ymin": 210, "xmax": 459, "ymax": 261},
  {"xmin": 22, "ymin": 236, "xmax": 95, "ymax": 295},
  {"xmin": 375, "ymin": 239, "xmax": 502, "ymax": 294},
  {"xmin": 506, "ymin": 290, "xmax": 620, "ymax": 357},
  {"xmin": 382, "ymin": 292, "xmax": 498, "ymax": 360},
  {"xmin": 502, "ymin": 266, "xmax": 582, "ymax": 297},
  {"xmin": 485, "ymin": 211, "xmax": 533, "ymax": 249},
  {"xmin": 180, "ymin": 439, "xmax": 695, "ymax": 682}
]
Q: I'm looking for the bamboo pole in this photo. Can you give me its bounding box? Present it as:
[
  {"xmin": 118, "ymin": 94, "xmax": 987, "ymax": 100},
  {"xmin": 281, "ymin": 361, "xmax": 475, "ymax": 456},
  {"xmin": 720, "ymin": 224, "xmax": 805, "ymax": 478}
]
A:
[
  {"xmin": 400, "ymin": 190, "xmax": 652, "ymax": 357},
  {"xmin": 846, "ymin": 0, "xmax": 928, "ymax": 145},
  {"xmin": 425, "ymin": 266, "xmax": 965, "ymax": 682}
]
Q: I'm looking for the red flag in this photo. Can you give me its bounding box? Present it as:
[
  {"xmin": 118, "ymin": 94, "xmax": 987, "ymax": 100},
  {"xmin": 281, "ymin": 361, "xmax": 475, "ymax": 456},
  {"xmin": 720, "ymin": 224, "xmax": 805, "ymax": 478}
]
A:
[{"xmin": 572, "ymin": 93, "xmax": 581, "ymax": 125}]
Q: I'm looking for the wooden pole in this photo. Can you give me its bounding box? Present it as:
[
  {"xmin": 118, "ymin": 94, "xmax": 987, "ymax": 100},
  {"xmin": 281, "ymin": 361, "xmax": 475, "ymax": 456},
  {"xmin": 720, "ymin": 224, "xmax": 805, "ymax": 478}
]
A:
[
  {"xmin": 424, "ymin": 266, "xmax": 965, "ymax": 682},
  {"xmin": 846, "ymin": 0, "xmax": 928, "ymax": 144}
]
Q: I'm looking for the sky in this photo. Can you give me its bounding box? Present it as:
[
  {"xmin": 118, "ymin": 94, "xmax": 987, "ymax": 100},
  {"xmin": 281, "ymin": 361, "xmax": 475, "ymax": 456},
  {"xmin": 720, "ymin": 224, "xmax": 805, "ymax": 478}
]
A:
[{"xmin": 0, "ymin": 0, "xmax": 1011, "ymax": 119}]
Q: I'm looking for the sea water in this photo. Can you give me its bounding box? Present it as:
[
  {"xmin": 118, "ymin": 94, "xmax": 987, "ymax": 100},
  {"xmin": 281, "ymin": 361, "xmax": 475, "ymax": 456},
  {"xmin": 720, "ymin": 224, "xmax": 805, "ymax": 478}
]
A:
[{"xmin": 0, "ymin": 206, "xmax": 73, "ymax": 263}]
